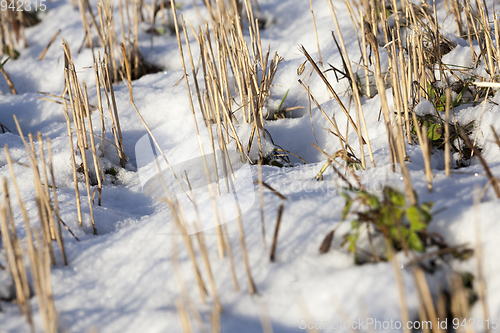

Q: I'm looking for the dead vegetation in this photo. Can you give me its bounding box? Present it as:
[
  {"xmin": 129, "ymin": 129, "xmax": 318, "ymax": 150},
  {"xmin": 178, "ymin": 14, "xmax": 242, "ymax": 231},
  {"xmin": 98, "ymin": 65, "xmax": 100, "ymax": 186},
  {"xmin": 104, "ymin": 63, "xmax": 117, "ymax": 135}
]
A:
[{"xmin": 2, "ymin": 0, "xmax": 500, "ymax": 331}]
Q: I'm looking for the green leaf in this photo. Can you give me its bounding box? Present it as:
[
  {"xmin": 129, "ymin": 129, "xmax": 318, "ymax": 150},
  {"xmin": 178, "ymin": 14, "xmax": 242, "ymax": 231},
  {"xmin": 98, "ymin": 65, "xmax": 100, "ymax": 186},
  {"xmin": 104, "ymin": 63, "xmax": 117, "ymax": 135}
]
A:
[
  {"xmin": 427, "ymin": 82, "xmax": 436, "ymax": 100},
  {"xmin": 427, "ymin": 123, "xmax": 442, "ymax": 141},
  {"xmin": 407, "ymin": 205, "xmax": 428, "ymax": 231},
  {"xmin": 0, "ymin": 57, "xmax": 9, "ymax": 69},
  {"xmin": 342, "ymin": 198, "xmax": 353, "ymax": 221},
  {"xmin": 369, "ymin": 195, "xmax": 380, "ymax": 209},
  {"xmin": 420, "ymin": 202, "xmax": 434, "ymax": 215},
  {"xmin": 347, "ymin": 232, "xmax": 359, "ymax": 253},
  {"xmin": 386, "ymin": 187, "xmax": 405, "ymax": 207},
  {"xmin": 408, "ymin": 232, "xmax": 424, "ymax": 252},
  {"xmin": 277, "ymin": 90, "xmax": 289, "ymax": 113}
]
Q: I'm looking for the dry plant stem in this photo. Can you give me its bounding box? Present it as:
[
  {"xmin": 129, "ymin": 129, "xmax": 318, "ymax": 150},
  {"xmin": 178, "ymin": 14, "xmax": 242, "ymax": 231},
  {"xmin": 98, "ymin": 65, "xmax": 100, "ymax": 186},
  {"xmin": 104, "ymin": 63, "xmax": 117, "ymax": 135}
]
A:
[
  {"xmin": 300, "ymin": 46, "xmax": 363, "ymax": 143},
  {"xmin": 36, "ymin": 133, "xmax": 56, "ymax": 240},
  {"xmin": 47, "ymin": 139, "xmax": 68, "ymax": 263},
  {"xmin": 38, "ymin": 134, "xmax": 67, "ymax": 264},
  {"xmin": 170, "ymin": 8, "xmax": 225, "ymax": 258},
  {"xmin": 33, "ymin": 229, "xmax": 58, "ymax": 333},
  {"xmin": 413, "ymin": 268, "xmax": 442, "ymax": 333},
  {"xmin": 258, "ymin": 160, "xmax": 266, "ymax": 249},
  {"xmin": 360, "ymin": 12, "xmax": 371, "ymax": 98},
  {"xmin": 94, "ymin": 55, "xmax": 106, "ymax": 156},
  {"xmin": 389, "ymin": 248, "xmax": 411, "ymax": 333},
  {"xmin": 104, "ymin": 56, "xmax": 126, "ymax": 167},
  {"xmin": 83, "ymin": 82, "xmax": 103, "ymax": 206},
  {"xmin": 474, "ymin": 186, "xmax": 490, "ymax": 333},
  {"xmin": 190, "ymin": 204, "xmax": 222, "ymax": 311},
  {"xmin": 235, "ymin": 205, "xmax": 256, "ymax": 295},
  {"xmin": 257, "ymin": 181, "xmax": 288, "ymax": 200},
  {"xmin": 77, "ymin": 0, "xmax": 93, "ymax": 48},
  {"xmin": 420, "ymin": 126, "xmax": 433, "ymax": 192},
  {"xmin": 175, "ymin": 298, "xmax": 193, "ymax": 333},
  {"xmin": 308, "ymin": 0, "xmax": 323, "ymax": 67},
  {"xmin": 39, "ymin": 29, "xmax": 61, "ymax": 61},
  {"xmin": 471, "ymin": 88, "xmax": 491, "ymax": 158},
  {"xmin": 491, "ymin": 125, "xmax": 500, "ymax": 149},
  {"xmin": 0, "ymin": 180, "xmax": 31, "ymax": 324},
  {"xmin": 1, "ymin": 67, "xmax": 17, "ymax": 95},
  {"xmin": 28, "ymin": 134, "xmax": 56, "ymax": 265},
  {"xmin": 327, "ymin": 2, "xmax": 374, "ymax": 169},
  {"xmin": 222, "ymin": 223, "xmax": 239, "ymax": 291},
  {"xmin": 186, "ymin": 181, "xmax": 224, "ymax": 314},
  {"xmin": 70, "ymin": 76, "xmax": 97, "ymax": 236},
  {"xmin": 269, "ymin": 204, "xmax": 284, "ymax": 262},
  {"xmin": 13, "ymin": 118, "xmax": 56, "ymax": 264},
  {"xmin": 162, "ymin": 198, "xmax": 209, "ymax": 305},
  {"xmin": 373, "ymin": 68, "xmax": 416, "ymax": 204},
  {"xmin": 61, "ymin": 82, "xmax": 83, "ymax": 227},
  {"xmin": 153, "ymin": 150, "xmax": 211, "ymax": 308},
  {"xmin": 459, "ymin": 129, "xmax": 500, "ymax": 198},
  {"xmin": 298, "ymin": 79, "xmax": 354, "ymax": 157},
  {"xmin": 445, "ymin": 89, "xmax": 451, "ymax": 176},
  {"xmin": 118, "ymin": 44, "xmax": 189, "ymax": 206}
]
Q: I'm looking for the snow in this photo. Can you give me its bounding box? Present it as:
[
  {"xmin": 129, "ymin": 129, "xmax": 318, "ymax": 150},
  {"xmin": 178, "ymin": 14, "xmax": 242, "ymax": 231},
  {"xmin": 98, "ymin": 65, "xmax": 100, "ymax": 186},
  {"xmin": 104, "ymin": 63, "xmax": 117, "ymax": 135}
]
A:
[{"xmin": 1, "ymin": 0, "xmax": 500, "ymax": 332}]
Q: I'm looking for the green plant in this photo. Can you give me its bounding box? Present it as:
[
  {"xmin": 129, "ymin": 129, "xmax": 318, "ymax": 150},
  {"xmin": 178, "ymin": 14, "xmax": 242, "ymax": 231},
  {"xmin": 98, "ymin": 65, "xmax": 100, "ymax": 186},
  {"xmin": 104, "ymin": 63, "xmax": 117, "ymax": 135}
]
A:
[
  {"xmin": 426, "ymin": 79, "xmax": 472, "ymax": 112},
  {"xmin": 411, "ymin": 112, "xmax": 477, "ymax": 166},
  {"xmin": 340, "ymin": 186, "xmax": 433, "ymax": 262}
]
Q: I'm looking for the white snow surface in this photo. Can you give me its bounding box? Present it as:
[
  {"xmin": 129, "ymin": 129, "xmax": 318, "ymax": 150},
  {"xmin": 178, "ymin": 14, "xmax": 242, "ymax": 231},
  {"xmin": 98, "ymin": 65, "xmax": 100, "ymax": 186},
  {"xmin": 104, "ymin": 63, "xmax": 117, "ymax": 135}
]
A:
[{"xmin": 1, "ymin": 0, "xmax": 500, "ymax": 332}]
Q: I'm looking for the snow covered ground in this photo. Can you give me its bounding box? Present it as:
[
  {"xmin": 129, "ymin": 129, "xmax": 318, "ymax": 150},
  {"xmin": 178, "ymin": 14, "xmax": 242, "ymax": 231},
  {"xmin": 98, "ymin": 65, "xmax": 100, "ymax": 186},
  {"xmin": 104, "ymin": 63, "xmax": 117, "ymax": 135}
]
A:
[{"xmin": 1, "ymin": 0, "xmax": 500, "ymax": 332}]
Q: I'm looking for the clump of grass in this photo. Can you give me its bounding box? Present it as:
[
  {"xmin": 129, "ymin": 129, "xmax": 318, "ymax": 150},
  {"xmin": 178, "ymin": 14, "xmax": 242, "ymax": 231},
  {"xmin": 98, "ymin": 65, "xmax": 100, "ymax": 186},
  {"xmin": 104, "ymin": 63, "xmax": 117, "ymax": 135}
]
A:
[
  {"xmin": 320, "ymin": 185, "xmax": 472, "ymax": 266},
  {"xmin": 2, "ymin": 135, "xmax": 77, "ymax": 331},
  {"xmin": 340, "ymin": 186, "xmax": 434, "ymax": 263}
]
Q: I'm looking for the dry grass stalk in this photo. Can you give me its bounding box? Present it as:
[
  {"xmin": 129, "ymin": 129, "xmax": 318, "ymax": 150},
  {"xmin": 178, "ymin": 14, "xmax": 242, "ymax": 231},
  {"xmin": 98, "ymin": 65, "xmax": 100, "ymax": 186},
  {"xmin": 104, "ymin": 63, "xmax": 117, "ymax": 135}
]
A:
[
  {"xmin": 448, "ymin": 273, "xmax": 474, "ymax": 333},
  {"xmin": 38, "ymin": 29, "xmax": 61, "ymax": 61},
  {"xmin": 387, "ymin": 245, "xmax": 411, "ymax": 333},
  {"xmin": 491, "ymin": 125, "xmax": 500, "ymax": 149},
  {"xmin": 474, "ymin": 186, "xmax": 490, "ymax": 333},
  {"xmin": 413, "ymin": 267, "xmax": 442, "ymax": 333},
  {"xmin": 300, "ymin": 46, "xmax": 362, "ymax": 142},
  {"xmin": 269, "ymin": 204, "xmax": 284, "ymax": 262},
  {"xmin": 460, "ymin": 128, "xmax": 500, "ymax": 198},
  {"xmin": 235, "ymin": 204, "xmax": 256, "ymax": 295},
  {"xmin": 63, "ymin": 47, "xmax": 98, "ymax": 235},
  {"xmin": 445, "ymin": 88, "xmax": 451, "ymax": 176},
  {"xmin": 197, "ymin": 0, "xmax": 282, "ymax": 160},
  {"xmin": 369, "ymin": 35, "xmax": 416, "ymax": 204},
  {"xmin": 0, "ymin": 178, "xmax": 32, "ymax": 327},
  {"xmin": 94, "ymin": 55, "xmax": 106, "ymax": 156},
  {"xmin": 82, "ymin": 82, "xmax": 103, "ymax": 206},
  {"xmin": 298, "ymin": 79, "xmax": 356, "ymax": 167},
  {"xmin": 30, "ymin": 228, "xmax": 58, "ymax": 333},
  {"xmin": 12, "ymin": 117, "xmax": 70, "ymax": 264},
  {"xmin": 176, "ymin": 298, "xmax": 193, "ymax": 333},
  {"xmin": 258, "ymin": 160, "xmax": 266, "ymax": 249},
  {"xmin": 308, "ymin": 0, "xmax": 323, "ymax": 68},
  {"xmin": 162, "ymin": 196, "xmax": 209, "ymax": 305},
  {"xmin": 76, "ymin": 0, "xmax": 94, "ymax": 49},
  {"xmin": 0, "ymin": 66, "xmax": 17, "ymax": 95},
  {"xmin": 420, "ymin": 126, "xmax": 433, "ymax": 192},
  {"xmin": 0, "ymin": 9, "xmax": 20, "ymax": 58},
  {"xmin": 327, "ymin": 0, "xmax": 374, "ymax": 169},
  {"xmin": 222, "ymin": 223, "xmax": 239, "ymax": 291},
  {"xmin": 61, "ymin": 82, "xmax": 83, "ymax": 228},
  {"xmin": 102, "ymin": 55, "xmax": 127, "ymax": 167},
  {"xmin": 37, "ymin": 133, "xmax": 68, "ymax": 264},
  {"xmin": 170, "ymin": 8, "xmax": 228, "ymax": 259}
]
